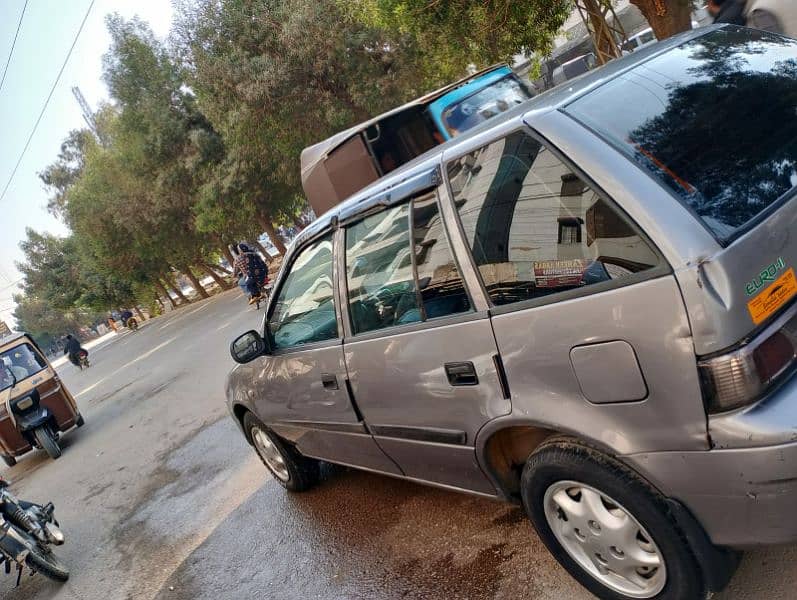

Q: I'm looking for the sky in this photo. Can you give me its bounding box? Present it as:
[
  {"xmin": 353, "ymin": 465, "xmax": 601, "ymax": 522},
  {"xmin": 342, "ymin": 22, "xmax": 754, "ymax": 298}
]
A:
[{"xmin": 0, "ymin": 0, "xmax": 174, "ymax": 326}]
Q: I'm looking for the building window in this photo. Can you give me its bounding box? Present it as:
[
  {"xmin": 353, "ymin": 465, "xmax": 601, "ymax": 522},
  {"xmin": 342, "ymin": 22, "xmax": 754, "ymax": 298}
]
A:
[{"xmin": 558, "ymin": 217, "xmax": 583, "ymax": 244}]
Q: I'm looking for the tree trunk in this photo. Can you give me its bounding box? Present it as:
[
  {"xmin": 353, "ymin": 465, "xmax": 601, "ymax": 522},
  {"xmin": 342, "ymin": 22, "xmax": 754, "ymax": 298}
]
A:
[
  {"xmin": 219, "ymin": 245, "xmax": 235, "ymax": 270},
  {"xmin": 182, "ymin": 267, "xmax": 210, "ymax": 299},
  {"xmin": 164, "ymin": 274, "xmax": 191, "ymax": 305},
  {"xmin": 256, "ymin": 213, "xmax": 287, "ymax": 255},
  {"xmin": 630, "ymin": 0, "xmax": 692, "ymax": 40},
  {"xmin": 199, "ymin": 263, "xmax": 231, "ymax": 290},
  {"xmin": 155, "ymin": 280, "xmax": 178, "ymax": 309},
  {"xmin": 207, "ymin": 262, "xmax": 233, "ymax": 275},
  {"xmin": 252, "ymin": 240, "xmax": 273, "ymax": 264},
  {"xmin": 134, "ymin": 306, "xmax": 145, "ymax": 321}
]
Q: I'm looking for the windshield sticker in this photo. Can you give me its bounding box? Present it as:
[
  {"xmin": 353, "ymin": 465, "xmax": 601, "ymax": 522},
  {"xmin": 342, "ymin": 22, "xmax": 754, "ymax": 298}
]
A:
[
  {"xmin": 747, "ymin": 267, "xmax": 797, "ymax": 325},
  {"xmin": 746, "ymin": 257, "xmax": 786, "ymax": 296}
]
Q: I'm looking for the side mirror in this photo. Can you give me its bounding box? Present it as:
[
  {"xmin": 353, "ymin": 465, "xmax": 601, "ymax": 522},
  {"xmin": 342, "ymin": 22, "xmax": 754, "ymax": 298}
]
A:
[{"xmin": 230, "ymin": 330, "xmax": 269, "ymax": 364}]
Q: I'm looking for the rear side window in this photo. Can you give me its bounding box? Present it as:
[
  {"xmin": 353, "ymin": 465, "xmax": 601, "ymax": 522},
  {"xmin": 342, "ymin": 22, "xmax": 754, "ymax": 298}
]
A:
[
  {"xmin": 268, "ymin": 235, "xmax": 337, "ymax": 350},
  {"xmin": 447, "ymin": 130, "xmax": 661, "ymax": 308},
  {"xmin": 566, "ymin": 27, "xmax": 797, "ymax": 242},
  {"xmin": 345, "ymin": 191, "xmax": 471, "ymax": 334}
]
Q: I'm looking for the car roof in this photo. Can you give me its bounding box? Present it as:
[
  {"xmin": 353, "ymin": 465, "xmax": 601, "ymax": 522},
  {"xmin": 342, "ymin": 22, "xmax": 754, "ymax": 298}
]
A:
[
  {"xmin": 291, "ymin": 25, "xmax": 722, "ymax": 254},
  {"xmin": 0, "ymin": 332, "xmax": 30, "ymax": 352}
]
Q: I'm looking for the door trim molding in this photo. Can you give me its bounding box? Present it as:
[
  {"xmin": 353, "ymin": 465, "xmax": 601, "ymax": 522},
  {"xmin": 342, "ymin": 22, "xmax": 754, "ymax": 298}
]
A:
[
  {"xmin": 370, "ymin": 424, "xmax": 467, "ymax": 445},
  {"xmin": 273, "ymin": 419, "xmax": 367, "ymax": 435}
]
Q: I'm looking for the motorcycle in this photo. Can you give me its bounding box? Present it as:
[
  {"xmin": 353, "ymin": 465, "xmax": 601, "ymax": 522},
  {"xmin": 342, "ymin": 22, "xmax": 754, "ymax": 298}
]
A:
[
  {"xmin": 0, "ymin": 477, "xmax": 68, "ymax": 584},
  {"xmin": 126, "ymin": 317, "xmax": 138, "ymax": 332}
]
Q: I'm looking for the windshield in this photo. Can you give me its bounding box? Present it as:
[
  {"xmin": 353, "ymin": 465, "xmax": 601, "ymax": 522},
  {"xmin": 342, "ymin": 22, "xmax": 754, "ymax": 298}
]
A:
[
  {"xmin": 0, "ymin": 344, "xmax": 48, "ymax": 392},
  {"xmin": 566, "ymin": 27, "xmax": 797, "ymax": 243},
  {"xmin": 441, "ymin": 75, "xmax": 532, "ymax": 137}
]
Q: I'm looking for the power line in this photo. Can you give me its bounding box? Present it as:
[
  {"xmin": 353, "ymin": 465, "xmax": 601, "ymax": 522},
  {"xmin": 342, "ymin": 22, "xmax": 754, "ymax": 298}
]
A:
[
  {"xmin": 0, "ymin": 278, "xmax": 24, "ymax": 293},
  {"xmin": 0, "ymin": 0, "xmax": 95, "ymax": 204},
  {"xmin": 0, "ymin": 0, "xmax": 28, "ymax": 94}
]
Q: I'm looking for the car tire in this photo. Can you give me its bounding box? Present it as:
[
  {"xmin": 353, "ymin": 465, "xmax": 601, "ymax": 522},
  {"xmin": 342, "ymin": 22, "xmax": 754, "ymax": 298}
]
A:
[
  {"xmin": 2, "ymin": 454, "xmax": 16, "ymax": 467},
  {"xmin": 243, "ymin": 413, "xmax": 320, "ymax": 492},
  {"xmin": 521, "ymin": 438, "xmax": 706, "ymax": 600}
]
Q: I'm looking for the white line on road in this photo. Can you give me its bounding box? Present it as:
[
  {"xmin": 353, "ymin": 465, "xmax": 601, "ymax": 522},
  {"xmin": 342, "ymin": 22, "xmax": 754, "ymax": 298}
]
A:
[
  {"xmin": 158, "ymin": 300, "xmax": 215, "ymax": 331},
  {"xmin": 75, "ymin": 335, "xmax": 179, "ymax": 398},
  {"xmin": 214, "ymin": 320, "xmax": 233, "ymax": 332}
]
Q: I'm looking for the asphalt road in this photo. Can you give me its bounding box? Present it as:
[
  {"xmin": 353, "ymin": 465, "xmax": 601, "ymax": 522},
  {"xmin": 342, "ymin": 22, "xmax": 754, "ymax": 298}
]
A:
[{"xmin": 1, "ymin": 289, "xmax": 795, "ymax": 599}]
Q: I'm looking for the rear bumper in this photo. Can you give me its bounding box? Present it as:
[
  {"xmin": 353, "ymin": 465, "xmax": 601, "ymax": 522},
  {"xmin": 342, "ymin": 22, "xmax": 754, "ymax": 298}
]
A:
[
  {"xmin": 627, "ymin": 369, "xmax": 797, "ymax": 548},
  {"xmin": 627, "ymin": 440, "xmax": 797, "ymax": 547}
]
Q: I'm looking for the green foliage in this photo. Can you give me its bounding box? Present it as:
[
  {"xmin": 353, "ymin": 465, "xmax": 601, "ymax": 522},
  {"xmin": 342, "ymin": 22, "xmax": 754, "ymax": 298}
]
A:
[
  {"xmin": 345, "ymin": 0, "xmax": 571, "ymax": 70},
  {"xmin": 173, "ymin": 0, "xmax": 439, "ymax": 228},
  {"xmin": 19, "ymin": 0, "xmax": 571, "ymax": 336}
]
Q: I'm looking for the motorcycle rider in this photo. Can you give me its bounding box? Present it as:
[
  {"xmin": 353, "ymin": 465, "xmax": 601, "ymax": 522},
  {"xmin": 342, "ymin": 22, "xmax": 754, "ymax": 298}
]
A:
[
  {"xmin": 233, "ymin": 243, "xmax": 268, "ymax": 305},
  {"xmin": 120, "ymin": 309, "xmax": 134, "ymax": 328},
  {"xmin": 63, "ymin": 335, "xmax": 85, "ymax": 368}
]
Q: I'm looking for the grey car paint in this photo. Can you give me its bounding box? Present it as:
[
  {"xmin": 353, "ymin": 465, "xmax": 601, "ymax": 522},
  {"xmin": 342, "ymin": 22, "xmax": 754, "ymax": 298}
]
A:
[
  {"xmin": 227, "ymin": 24, "xmax": 797, "ymax": 552},
  {"xmin": 343, "ymin": 315, "xmax": 508, "ymax": 494}
]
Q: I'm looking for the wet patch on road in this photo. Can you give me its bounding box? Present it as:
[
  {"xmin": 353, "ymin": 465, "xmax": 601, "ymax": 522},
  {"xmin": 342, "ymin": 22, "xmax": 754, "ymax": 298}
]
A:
[
  {"xmin": 398, "ymin": 543, "xmax": 517, "ymax": 599},
  {"xmin": 108, "ymin": 414, "xmax": 239, "ymax": 598},
  {"xmin": 152, "ymin": 468, "xmax": 590, "ymax": 600},
  {"xmin": 491, "ymin": 506, "xmax": 526, "ymax": 527}
]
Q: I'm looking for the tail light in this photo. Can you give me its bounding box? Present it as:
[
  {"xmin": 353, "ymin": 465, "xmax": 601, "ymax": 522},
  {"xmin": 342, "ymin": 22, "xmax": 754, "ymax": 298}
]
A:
[{"xmin": 699, "ymin": 322, "xmax": 797, "ymax": 413}]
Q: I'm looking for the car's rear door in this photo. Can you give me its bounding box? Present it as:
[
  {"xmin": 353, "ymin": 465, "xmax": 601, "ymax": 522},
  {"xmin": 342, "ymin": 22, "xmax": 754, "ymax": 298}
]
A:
[{"xmin": 443, "ymin": 127, "xmax": 709, "ymax": 455}]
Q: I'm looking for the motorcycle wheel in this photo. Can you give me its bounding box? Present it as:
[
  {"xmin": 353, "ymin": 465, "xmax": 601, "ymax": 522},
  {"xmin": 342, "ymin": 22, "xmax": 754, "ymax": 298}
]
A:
[
  {"xmin": 34, "ymin": 428, "xmax": 62, "ymax": 460},
  {"xmin": 25, "ymin": 547, "xmax": 69, "ymax": 582}
]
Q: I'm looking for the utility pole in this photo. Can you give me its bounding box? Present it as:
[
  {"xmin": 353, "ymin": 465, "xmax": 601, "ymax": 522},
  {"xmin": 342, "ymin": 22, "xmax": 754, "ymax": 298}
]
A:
[
  {"xmin": 71, "ymin": 86, "xmax": 99, "ymax": 139},
  {"xmin": 575, "ymin": 0, "xmax": 630, "ymax": 65}
]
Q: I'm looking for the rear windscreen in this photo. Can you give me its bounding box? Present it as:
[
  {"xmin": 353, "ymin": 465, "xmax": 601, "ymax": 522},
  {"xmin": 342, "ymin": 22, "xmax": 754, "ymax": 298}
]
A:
[{"xmin": 565, "ymin": 27, "xmax": 797, "ymax": 243}]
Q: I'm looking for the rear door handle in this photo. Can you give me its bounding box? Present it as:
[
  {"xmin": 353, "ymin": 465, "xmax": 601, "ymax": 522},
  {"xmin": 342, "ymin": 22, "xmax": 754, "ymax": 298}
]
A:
[
  {"xmin": 321, "ymin": 373, "xmax": 339, "ymax": 390},
  {"xmin": 445, "ymin": 362, "xmax": 478, "ymax": 386}
]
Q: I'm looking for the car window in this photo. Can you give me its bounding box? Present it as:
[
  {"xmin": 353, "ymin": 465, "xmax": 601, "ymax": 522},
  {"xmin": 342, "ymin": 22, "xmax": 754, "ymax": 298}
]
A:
[
  {"xmin": 441, "ymin": 75, "xmax": 532, "ymax": 137},
  {"xmin": 446, "ymin": 130, "xmax": 662, "ymax": 307},
  {"xmin": 638, "ymin": 30, "xmax": 655, "ymax": 45},
  {"xmin": 346, "ymin": 191, "xmax": 471, "ymax": 334},
  {"xmin": 267, "ymin": 234, "xmax": 337, "ymax": 350},
  {"xmin": 0, "ymin": 344, "xmax": 48, "ymax": 392},
  {"xmin": 566, "ymin": 28, "xmax": 797, "ymax": 243}
]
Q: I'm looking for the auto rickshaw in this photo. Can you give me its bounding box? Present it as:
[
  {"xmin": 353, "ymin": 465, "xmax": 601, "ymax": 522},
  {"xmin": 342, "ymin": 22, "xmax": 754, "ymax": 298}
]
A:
[{"xmin": 0, "ymin": 332, "xmax": 84, "ymax": 466}]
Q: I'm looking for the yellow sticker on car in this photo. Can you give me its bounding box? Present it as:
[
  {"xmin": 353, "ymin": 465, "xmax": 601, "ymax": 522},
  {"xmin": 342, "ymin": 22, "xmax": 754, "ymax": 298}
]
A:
[{"xmin": 747, "ymin": 267, "xmax": 797, "ymax": 325}]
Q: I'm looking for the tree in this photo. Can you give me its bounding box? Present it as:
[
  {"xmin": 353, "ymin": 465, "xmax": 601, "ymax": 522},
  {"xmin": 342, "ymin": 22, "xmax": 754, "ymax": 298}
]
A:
[
  {"xmin": 173, "ymin": 0, "xmax": 437, "ymax": 249},
  {"xmin": 630, "ymin": 0, "xmax": 693, "ymax": 40},
  {"xmin": 345, "ymin": 0, "xmax": 571, "ymax": 71}
]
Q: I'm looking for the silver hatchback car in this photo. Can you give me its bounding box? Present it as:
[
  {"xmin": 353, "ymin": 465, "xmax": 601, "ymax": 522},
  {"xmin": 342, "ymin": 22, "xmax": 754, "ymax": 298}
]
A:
[{"xmin": 227, "ymin": 26, "xmax": 797, "ymax": 600}]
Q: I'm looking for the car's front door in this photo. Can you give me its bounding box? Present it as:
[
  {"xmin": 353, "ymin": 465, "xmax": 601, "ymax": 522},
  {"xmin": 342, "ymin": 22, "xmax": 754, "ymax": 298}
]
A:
[
  {"xmin": 252, "ymin": 233, "xmax": 400, "ymax": 474},
  {"xmin": 341, "ymin": 187, "xmax": 510, "ymax": 494}
]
